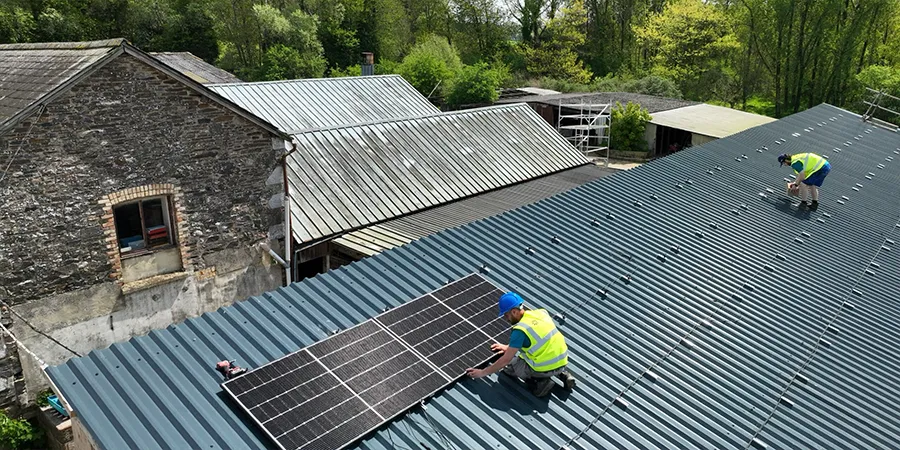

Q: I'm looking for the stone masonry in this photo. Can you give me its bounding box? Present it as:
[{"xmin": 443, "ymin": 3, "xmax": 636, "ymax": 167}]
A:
[{"xmin": 0, "ymin": 54, "xmax": 282, "ymax": 305}]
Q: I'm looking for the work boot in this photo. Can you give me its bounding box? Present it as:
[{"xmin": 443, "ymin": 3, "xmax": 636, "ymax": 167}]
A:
[
  {"xmin": 798, "ymin": 201, "xmax": 808, "ymax": 209},
  {"xmin": 531, "ymin": 378, "xmax": 555, "ymax": 397},
  {"xmin": 810, "ymin": 200, "xmax": 819, "ymax": 211},
  {"xmin": 557, "ymin": 371, "xmax": 576, "ymax": 390}
]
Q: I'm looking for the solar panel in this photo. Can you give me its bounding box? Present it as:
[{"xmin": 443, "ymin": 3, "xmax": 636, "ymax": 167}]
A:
[{"xmin": 222, "ymin": 273, "xmax": 510, "ymax": 450}]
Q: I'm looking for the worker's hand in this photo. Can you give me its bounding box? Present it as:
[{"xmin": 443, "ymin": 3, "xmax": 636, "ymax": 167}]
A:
[
  {"xmin": 490, "ymin": 343, "xmax": 508, "ymax": 354},
  {"xmin": 465, "ymin": 368, "xmax": 485, "ymax": 379}
]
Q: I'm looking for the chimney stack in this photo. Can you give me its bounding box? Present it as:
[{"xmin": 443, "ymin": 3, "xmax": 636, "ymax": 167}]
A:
[{"xmin": 361, "ymin": 52, "xmax": 374, "ymax": 76}]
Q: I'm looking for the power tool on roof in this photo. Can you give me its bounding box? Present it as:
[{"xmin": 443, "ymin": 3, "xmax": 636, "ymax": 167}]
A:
[{"xmin": 215, "ymin": 360, "xmax": 247, "ymax": 380}]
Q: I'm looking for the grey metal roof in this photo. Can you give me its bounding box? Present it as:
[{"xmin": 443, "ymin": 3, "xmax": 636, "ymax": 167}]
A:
[
  {"xmin": 285, "ymin": 103, "xmax": 590, "ymax": 245},
  {"xmin": 150, "ymin": 52, "xmax": 242, "ymax": 84},
  {"xmin": 497, "ymin": 91, "xmax": 698, "ymax": 114},
  {"xmin": 207, "ymin": 75, "xmax": 440, "ymax": 134},
  {"xmin": 0, "ymin": 39, "xmax": 122, "ymax": 129},
  {"xmin": 47, "ymin": 104, "xmax": 900, "ymax": 450},
  {"xmin": 334, "ymin": 164, "xmax": 616, "ymax": 256}
]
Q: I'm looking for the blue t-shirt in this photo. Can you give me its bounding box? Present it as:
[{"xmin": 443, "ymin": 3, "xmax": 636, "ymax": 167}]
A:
[
  {"xmin": 791, "ymin": 160, "xmax": 805, "ymax": 174},
  {"xmin": 508, "ymin": 329, "xmax": 531, "ymax": 349}
]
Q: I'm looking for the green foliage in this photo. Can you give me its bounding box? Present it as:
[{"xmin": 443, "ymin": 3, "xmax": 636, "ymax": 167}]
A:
[
  {"xmin": 521, "ymin": 0, "xmax": 593, "ymax": 83},
  {"xmin": 623, "ymin": 75, "xmax": 683, "ymax": 98},
  {"xmin": 330, "ymin": 65, "xmax": 362, "ymax": 77},
  {"xmin": 0, "ymin": 6, "xmax": 34, "ymax": 43},
  {"xmin": 0, "ymin": 410, "xmax": 40, "ymax": 450},
  {"xmin": 446, "ymin": 63, "xmax": 503, "ymax": 106},
  {"xmin": 451, "ymin": 0, "xmax": 508, "ymax": 63},
  {"xmin": 399, "ymin": 35, "xmax": 462, "ymax": 97},
  {"xmin": 259, "ymin": 44, "xmax": 326, "ymax": 80},
  {"xmin": 35, "ymin": 390, "xmax": 54, "ymax": 408},
  {"xmin": 636, "ymin": 0, "xmax": 738, "ymax": 100},
  {"xmin": 610, "ymin": 101, "xmax": 651, "ymax": 153}
]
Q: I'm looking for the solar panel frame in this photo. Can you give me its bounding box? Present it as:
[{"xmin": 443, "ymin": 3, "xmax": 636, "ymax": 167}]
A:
[{"xmin": 222, "ymin": 273, "xmax": 509, "ymax": 450}]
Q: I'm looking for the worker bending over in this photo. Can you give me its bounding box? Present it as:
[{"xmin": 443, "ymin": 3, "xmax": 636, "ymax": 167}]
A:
[
  {"xmin": 466, "ymin": 292, "xmax": 576, "ymax": 397},
  {"xmin": 779, "ymin": 152, "xmax": 831, "ymax": 211}
]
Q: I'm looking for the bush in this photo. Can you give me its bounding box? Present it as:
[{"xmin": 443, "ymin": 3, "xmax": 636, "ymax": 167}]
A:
[
  {"xmin": 399, "ymin": 35, "xmax": 462, "ymax": 97},
  {"xmin": 329, "ymin": 65, "xmax": 362, "ymax": 77},
  {"xmin": 622, "ymin": 75, "xmax": 683, "ymax": 98},
  {"xmin": 35, "ymin": 390, "xmax": 53, "ymax": 408},
  {"xmin": 611, "ymin": 101, "xmax": 652, "ymax": 153},
  {"xmin": 259, "ymin": 44, "xmax": 326, "ymax": 80},
  {"xmin": 0, "ymin": 410, "xmax": 40, "ymax": 449},
  {"xmin": 446, "ymin": 63, "xmax": 503, "ymax": 107}
]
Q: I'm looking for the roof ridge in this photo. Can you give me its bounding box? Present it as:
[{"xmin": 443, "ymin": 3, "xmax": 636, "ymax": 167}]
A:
[
  {"xmin": 288, "ymin": 103, "xmax": 527, "ymax": 135},
  {"xmin": 0, "ymin": 38, "xmax": 126, "ymax": 51},
  {"xmin": 207, "ymin": 74, "xmax": 402, "ymax": 87}
]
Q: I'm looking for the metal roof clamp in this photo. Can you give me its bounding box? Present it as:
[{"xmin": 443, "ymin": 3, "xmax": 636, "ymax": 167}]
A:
[
  {"xmin": 650, "ymin": 194, "xmax": 659, "ymax": 200},
  {"xmin": 670, "ymin": 245, "xmax": 680, "ymax": 254},
  {"xmin": 740, "ymin": 204, "xmax": 749, "ymax": 211},
  {"xmin": 695, "ymin": 230, "xmax": 705, "ymax": 238},
  {"xmin": 643, "ymin": 370, "xmax": 660, "ymax": 382},
  {"xmin": 606, "ymin": 212, "xmax": 615, "ymax": 220},
  {"xmin": 633, "ymin": 200, "xmax": 643, "ymax": 207},
  {"xmin": 551, "ymin": 236, "xmax": 561, "ymax": 244},
  {"xmin": 620, "ymin": 275, "xmax": 632, "ymax": 284},
  {"xmin": 479, "ymin": 264, "xmax": 490, "ymax": 274},
  {"xmin": 525, "ymin": 247, "xmax": 536, "ymax": 255},
  {"xmin": 716, "ymin": 165, "xmax": 723, "ymax": 170},
  {"xmin": 732, "ymin": 209, "xmax": 740, "ymax": 215},
  {"xmin": 657, "ymin": 254, "xmax": 667, "ymax": 263},
  {"xmin": 709, "ymin": 222, "xmax": 718, "ymax": 229}
]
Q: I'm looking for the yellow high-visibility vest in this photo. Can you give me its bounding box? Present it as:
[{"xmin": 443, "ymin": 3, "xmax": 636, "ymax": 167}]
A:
[
  {"xmin": 792, "ymin": 153, "xmax": 826, "ymax": 179},
  {"xmin": 512, "ymin": 309, "xmax": 568, "ymax": 372}
]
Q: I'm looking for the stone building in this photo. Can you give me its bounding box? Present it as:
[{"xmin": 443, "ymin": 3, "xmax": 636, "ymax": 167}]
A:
[{"xmin": 0, "ymin": 39, "xmax": 289, "ymax": 410}]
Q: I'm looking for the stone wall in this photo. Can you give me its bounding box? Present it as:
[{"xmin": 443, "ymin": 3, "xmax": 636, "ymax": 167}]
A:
[
  {"xmin": 0, "ymin": 53, "xmax": 282, "ymax": 304},
  {"xmin": 0, "ymin": 52, "xmax": 287, "ymax": 405}
]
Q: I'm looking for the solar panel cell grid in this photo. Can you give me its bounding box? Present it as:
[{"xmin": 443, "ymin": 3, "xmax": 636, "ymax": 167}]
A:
[{"xmin": 223, "ymin": 273, "xmax": 510, "ymax": 450}]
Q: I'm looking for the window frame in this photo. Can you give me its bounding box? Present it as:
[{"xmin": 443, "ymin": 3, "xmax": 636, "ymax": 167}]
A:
[{"xmin": 113, "ymin": 195, "xmax": 178, "ymax": 258}]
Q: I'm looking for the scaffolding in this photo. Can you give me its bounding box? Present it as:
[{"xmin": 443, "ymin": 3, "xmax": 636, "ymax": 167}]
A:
[
  {"xmin": 557, "ymin": 102, "xmax": 611, "ymax": 166},
  {"xmin": 862, "ymin": 87, "xmax": 900, "ymax": 131}
]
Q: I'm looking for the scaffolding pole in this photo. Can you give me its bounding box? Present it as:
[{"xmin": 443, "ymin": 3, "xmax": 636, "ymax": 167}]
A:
[{"xmin": 557, "ymin": 101, "xmax": 611, "ymax": 166}]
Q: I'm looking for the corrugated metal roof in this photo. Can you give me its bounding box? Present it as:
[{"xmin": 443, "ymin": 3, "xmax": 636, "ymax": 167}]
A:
[
  {"xmin": 496, "ymin": 91, "xmax": 699, "ymax": 114},
  {"xmin": 150, "ymin": 52, "xmax": 242, "ymax": 84},
  {"xmin": 285, "ymin": 104, "xmax": 590, "ymax": 245},
  {"xmin": 650, "ymin": 103, "xmax": 778, "ymax": 138},
  {"xmin": 207, "ymin": 75, "xmax": 440, "ymax": 134},
  {"xmin": 334, "ymin": 164, "xmax": 616, "ymax": 256},
  {"xmin": 47, "ymin": 104, "xmax": 900, "ymax": 450},
  {"xmin": 0, "ymin": 39, "xmax": 122, "ymax": 128}
]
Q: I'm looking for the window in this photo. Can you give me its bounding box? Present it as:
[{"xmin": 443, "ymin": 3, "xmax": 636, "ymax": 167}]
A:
[{"xmin": 113, "ymin": 196, "xmax": 176, "ymax": 256}]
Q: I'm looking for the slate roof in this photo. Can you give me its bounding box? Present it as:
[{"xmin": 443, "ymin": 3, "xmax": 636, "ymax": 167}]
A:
[
  {"xmin": 207, "ymin": 75, "xmax": 440, "ymax": 134},
  {"xmin": 0, "ymin": 39, "xmax": 122, "ymax": 130},
  {"xmin": 150, "ymin": 52, "xmax": 242, "ymax": 84},
  {"xmin": 284, "ymin": 103, "xmax": 589, "ymax": 245},
  {"xmin": 0, "ymin": 39, "xmax": 283, "ymax": 137},
  {"xmin": 333, "ymin": 164, "xmax": 616, "ymax": 257},
  {"xmin": 496, "ymin": 91, "xmax": 699, "ymax": 114},
  {"xmin": 47, "ymin": 104, "xmax": 900, "ymax": 450}
]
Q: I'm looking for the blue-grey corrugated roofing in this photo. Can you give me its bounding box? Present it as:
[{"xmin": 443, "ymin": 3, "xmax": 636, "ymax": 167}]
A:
[
  {"xmin": 285, "ymin": 103, "xmax": 590, "ymax": 245},
  {"xmin": 48, "ymin": 104, "xmax": 900, "ymax": 450},
  {"xmin": 207, "ymin": 75, "xmax": 440, "ymax": 134}
]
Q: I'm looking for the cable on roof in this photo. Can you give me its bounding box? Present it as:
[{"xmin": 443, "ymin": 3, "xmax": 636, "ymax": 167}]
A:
[
  {"xmin": 0, "ymin": 299, "xmax": 82, "ymax": 358},
  {"xmin": 0, "ymin": 104, "xmax": 46, "ymax": 190}
]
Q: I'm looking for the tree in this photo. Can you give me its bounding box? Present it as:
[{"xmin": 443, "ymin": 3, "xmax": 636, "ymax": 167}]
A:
[
  {"xmin": 445, "ymin": 62, "xmax": 504, "ymax": 106},
  {"xmin": 0, "ymin": 5, "xmax": 34, "ymax": 43},
  {"xmin": 451, "ymin": 0, "xmax": 509, "ymax": 63},
  {"xmin": 610, "ymin": 101, "xmax": 651, "ymax": 152},
  {"xmin": 636, "ymin": 0, "xmax": 739, "ymax": 100},
  {"xmin": 521, "ymin": 0, "xmax": 593, "ymax": 83},
  {"xmin": 622, "ymin": 75, "xmax": 683, "ymax": 98},
  {"xmin": 399, "ymin": 35, "xmax": 462, "ymax": 97}
]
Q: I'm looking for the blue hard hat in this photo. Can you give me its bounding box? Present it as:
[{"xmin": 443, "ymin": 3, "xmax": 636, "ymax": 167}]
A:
[
  {"xmin": 778, "ymin": 154, "xmax": 789, "ymax": 166},
  {"xmin": 498, "ymin": 292, "xmax": 524, "ymax": 317}
]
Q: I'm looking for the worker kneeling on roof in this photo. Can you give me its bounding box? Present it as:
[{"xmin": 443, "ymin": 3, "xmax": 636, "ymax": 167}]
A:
[
  {"xmin": 466, "ymin": 292, "xmax": 576, "ymax": 397},
  {"xmin": 779, "ymin": 152, "xmax": 831, "ymax": 211}
]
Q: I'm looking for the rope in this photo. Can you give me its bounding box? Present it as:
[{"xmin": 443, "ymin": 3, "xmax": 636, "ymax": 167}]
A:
[
  {"xmin": 0, "ymin": 105, "xmax": 45, "ymax": 188},
  {"xmin": 0, "ymin": 299, "xmax": 81, "ymax": 357}
]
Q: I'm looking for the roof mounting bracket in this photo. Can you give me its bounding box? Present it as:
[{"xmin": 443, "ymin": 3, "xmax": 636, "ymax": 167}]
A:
[
  {"xmin": 643, "ymin": 370, "xmax": 659, "ymax": 381},
  {"xmin": 779, "ymin": 397, "xmax": 795, "ymax": 408},
  {"xmin": 794, "ymin": 373, "xmax": 809, "ymax": 384},
  {"xmin": 614, "ymin": 397, "xmax": 629, "ymax": 409}
]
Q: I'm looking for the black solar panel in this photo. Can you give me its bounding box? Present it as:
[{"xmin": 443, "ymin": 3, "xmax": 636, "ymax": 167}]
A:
[{"xmin": 222, "ymin": 273, "xmax": 510, "ymax": 450}]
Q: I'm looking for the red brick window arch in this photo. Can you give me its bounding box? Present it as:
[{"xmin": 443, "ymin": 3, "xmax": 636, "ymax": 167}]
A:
[{"xmin": 100, "ymin": 184, "xmax": 191, "ymax": 282}]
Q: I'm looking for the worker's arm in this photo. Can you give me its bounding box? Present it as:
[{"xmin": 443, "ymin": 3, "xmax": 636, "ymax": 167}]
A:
[{"xmin": 465, "ymin": 343, "xmax": 518, "ymax": 379}]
